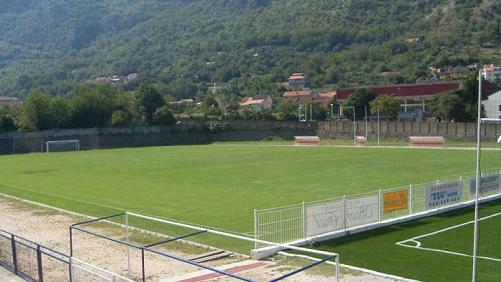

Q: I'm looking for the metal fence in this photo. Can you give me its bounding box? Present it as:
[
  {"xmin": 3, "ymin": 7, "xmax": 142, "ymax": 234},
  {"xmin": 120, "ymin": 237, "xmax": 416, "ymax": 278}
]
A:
[
  {"xmin": 0, "ymin": 228, "xmax": 132, "ymax": 282},
  {"xmin": 255, "ymin": 171, "xmax": 501, "ymax": 248},
  {"xmin": 70, "ymin": 211, "xmax": 340, "ymax": 282}
]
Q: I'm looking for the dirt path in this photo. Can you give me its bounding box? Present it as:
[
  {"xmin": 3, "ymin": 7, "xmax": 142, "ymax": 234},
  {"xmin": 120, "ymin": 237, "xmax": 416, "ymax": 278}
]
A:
[{"xmin": 0, "ymin": 194, "xmax": 406, "ymax": 281}]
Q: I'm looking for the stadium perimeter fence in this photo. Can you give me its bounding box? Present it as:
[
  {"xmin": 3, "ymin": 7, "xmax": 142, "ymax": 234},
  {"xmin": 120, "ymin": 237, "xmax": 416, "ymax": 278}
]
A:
[
  {"xmin": 0, "ymin": 228, "xmax": 132, "ymax": 282},
  {"xmin": 254, "ymin": 171, "xmax": 501, "ymax": 249}
]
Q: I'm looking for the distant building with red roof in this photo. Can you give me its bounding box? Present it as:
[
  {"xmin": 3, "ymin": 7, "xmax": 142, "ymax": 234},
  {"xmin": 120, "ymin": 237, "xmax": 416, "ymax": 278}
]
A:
[
  {"xmin": 335, "ymin": 81, "xmax": 461, "ymax": 101},
  {"xmin": 288, "ymin": 73, "xmax": 307, "ymax": 89},
  {"xmin": 0, "ymin": 96, "xmax": 22, "ymax": 112},
  {"xmin": 239, "ymin": 96, "xmax": 273, "ymax": 110}
]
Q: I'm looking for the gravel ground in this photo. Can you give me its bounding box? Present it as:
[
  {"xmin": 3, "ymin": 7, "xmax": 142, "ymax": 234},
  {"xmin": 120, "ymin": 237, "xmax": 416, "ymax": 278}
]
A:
[{"xmin": 0, "ymin": 194, "xmax": 407, "ymax": 281}]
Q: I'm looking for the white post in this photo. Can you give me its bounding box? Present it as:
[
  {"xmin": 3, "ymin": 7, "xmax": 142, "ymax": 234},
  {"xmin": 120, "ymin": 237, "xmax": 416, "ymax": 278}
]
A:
[
  {"xmin": 377, "ymin": 109, "xmax": 380, "ymax": 146},
  {"xmin": 254, "ymin": 209, "xmax": 258, "ymax": 249},
  {"xmin": 378, "ymin": 189, "xmax": 382, "ymax": 222},
  {"xmin": 472, "ymin": 70, "xmax": 482, "ymax": 282},
  {"xmin": 125, "ymin": 213, "xmax": 131, "ymax": 279},
  {"xmin": 343, "ymin": 195, "xmax": 347, "ymax": 230},
  {"xmin": 330, "ymin": 104, "xmax": 334, "ymax": 120},
  {"xmin": 409, "ymin": 184, "xmax": 413, "ymax": 215},
  {"xmin": 352, "ymin": 106, "xmax": 356, "ymax": 144},
  {"xmin": 310, "ymin": 104, "xmax": 313, "ymax": 121},
  {"xmin": 302, "ymin": 201, "xmax": 306, "ymax": 238},
  {"xmin": 365, "ymin": 106, "xmax": 368, "ymax": 139},
  {"xmin": 335, "ymin": 255, "xmax": 340, "ymax": 282}
]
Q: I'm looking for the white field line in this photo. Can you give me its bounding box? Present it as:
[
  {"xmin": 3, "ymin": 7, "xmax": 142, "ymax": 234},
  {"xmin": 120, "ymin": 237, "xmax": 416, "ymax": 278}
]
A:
[
  {"xmin": 396, "ymin": 211, "xmax": 501, "ymax": 262},
  {"xmin": 0, "ymin": 187, "xmax": 249, "ymax": 258},
  {"xmin": 278, "ymin": 251, "xmax": 419, "ymax": 282},
  {"xmin": 212, "ymin": 143, "xmax": 501, "ymax": 151}
]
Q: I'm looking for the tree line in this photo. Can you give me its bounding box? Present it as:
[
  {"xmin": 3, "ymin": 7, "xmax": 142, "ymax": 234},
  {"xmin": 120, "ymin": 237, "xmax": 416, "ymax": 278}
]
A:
[
  {"xmin": 0, "ymin": 84, "xmax": 175, "ymax": 132},
  {"xmin": 0, "ymin": 73, "xmax": 484, "ymax": 133}
]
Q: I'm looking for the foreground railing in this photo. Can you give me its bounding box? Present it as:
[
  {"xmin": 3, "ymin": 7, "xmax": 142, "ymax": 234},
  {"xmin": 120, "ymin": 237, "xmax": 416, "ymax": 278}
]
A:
[{"xmin": 0, "ymin": 228, "xmax": 132, "ymax": 282}]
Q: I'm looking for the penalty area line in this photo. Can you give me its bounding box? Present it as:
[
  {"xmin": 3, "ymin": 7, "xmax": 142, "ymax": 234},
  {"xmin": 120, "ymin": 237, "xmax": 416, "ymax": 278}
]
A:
[{"xmin": 396, "ymin": 211, "xmax": 501, "ymax": 262}]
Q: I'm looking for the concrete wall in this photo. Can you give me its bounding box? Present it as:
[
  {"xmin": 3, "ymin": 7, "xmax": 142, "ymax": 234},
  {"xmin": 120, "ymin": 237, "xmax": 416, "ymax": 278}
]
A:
[
  {"xmin": 1, "ymin": 119, "xmax": 499, "ymax": 154},
  {"xmin": 0, "ymin": 121, "xmax": 317, "ymax": 154},
  {"xmin": 317, "ymin": 120, "xmax": 501, "ymax": 141}
]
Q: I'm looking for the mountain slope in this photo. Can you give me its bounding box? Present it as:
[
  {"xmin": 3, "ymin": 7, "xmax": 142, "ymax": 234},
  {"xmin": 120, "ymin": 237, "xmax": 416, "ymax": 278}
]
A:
[{"xmin": 0, "ymin": 0, "xmax": 499, "ymax": 99}]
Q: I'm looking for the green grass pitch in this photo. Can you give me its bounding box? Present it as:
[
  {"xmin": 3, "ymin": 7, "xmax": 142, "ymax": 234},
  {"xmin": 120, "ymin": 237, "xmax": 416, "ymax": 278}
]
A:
[
  {"xmin": 310, "ymin": 199, "xmax": 501, "ymax": 282},
  {"xmin": 0, "ymin": 143, "xmax": 499, "ymax": 281}
]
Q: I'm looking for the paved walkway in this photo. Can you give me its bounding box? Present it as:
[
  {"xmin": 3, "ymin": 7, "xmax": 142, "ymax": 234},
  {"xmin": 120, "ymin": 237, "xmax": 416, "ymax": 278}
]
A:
[{"xmin": 0, "ymin": 267, "xmax": 24, "ymax": 282}]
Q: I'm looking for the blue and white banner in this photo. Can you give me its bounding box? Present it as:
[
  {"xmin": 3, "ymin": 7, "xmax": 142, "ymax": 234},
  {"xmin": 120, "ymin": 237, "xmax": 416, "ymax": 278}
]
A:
[
  {"xmin": 425, "ymin": 180, "xmax": 463, "ymax": 210},
  {"xmin": 470, "ymin": 173, "xmax": 501, "ymax": 197}
]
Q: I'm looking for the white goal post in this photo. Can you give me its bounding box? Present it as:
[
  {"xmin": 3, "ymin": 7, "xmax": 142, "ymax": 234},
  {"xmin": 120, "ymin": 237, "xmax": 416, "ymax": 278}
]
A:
[{"xmin": 44, "ymin": 140, "xmax": 80, "ymax": 153}]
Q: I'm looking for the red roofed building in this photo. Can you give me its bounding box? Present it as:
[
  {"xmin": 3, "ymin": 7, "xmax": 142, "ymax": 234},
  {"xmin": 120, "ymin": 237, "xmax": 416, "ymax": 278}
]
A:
[
  {"xmin": 282, "ymin": 90, "xmax": 312, "ymax": 104},
  {"xmin": 335, "ymin": 82, "xmax": 461, "ymax": 101},
  {"xmin": 0, "ymin": 96, "xmax": 22, "ymax": 111},
  {"xmin": 288, "ymin": 73, "xmax": 307, "ymax": 89},
  {"xmin": 239, "ymin": 96, "xmax": 273, "ymax": 110},
  {"xmin": 335, "ymin": 81, "xmax": 461, "ymax": 116}
]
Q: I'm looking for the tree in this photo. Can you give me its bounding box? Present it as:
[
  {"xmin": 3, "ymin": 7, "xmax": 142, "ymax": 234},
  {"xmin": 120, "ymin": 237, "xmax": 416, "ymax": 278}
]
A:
[
  {"xmin": 153, "ymin": 105, "xmax": 176, "ymax": 125},
  {"xmin": 276, "ymin": 100, "xmax": 298, "ymax": 121},
  {"xmin": 18, "ymin": 91, "xmax": 54, "ymax": 130},
  {"xmin": 202, "ymin": 96, "xmax": 221, "ymax": 116},
  {"xmin": 310, "ymin": 103, "xmax": 328, "ymax": 121},
  {"xmin": 50, "ymin": 96, "xmax": 72, "ymax": 129},
  {"xmin": 0, "ymin": 106, "xmax": 16, "ymax": 132},
  {"xmin": 71, "ymin": 86, "xmax": 116, "ymax": 128},
  {"xmin": 429, "ymin": 91, "xmax": 466, "ymax": 121},
  {"xmin": 369, "ymin": 95, "xmax": 400, "ymax": 119},
  {"xmin": 136, "ymin": 84, "xmax": 165, "ymax": 125},
  {"xmin": 342, "ymin": 88, "xmax": 375, "ymax": 120}
]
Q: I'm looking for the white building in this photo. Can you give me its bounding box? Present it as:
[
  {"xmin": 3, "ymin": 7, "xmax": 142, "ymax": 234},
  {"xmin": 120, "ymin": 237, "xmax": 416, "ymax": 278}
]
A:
[
  {"xmin": 483, "ymin": 65, "xmax": 501, "ymax": 82},
  {"xmin": 482, "ymin": 90, "xmax": 501, "ymax": 119}
]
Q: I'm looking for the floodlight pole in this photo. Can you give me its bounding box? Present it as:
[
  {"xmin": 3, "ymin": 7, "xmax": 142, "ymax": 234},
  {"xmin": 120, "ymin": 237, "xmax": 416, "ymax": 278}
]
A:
[
  {"xmin": 352, "ymin": 106, "xmax": 356, "ymax": 144},
  {"xmin": 472, "ymin": 69, "xmax": 482, "ymax": 282},
  {"xmin": 377, "ymin": 109, "xmax": 380, "ymax": 146},
  {"xmin": 364, "ymin": 106, "xmax": 368, "ymax": 139}
]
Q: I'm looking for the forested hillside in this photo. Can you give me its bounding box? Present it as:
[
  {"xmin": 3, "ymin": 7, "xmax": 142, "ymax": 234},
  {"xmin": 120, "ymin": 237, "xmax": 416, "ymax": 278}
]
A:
[{"xmin": 0, "ymin": 0, "xmax": 499, "ymax": 99}]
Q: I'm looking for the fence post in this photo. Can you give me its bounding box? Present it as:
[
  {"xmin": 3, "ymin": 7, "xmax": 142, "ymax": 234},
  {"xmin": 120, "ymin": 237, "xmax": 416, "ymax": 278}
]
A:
[
  {"xmin": 69, "ymin": 227, "xmax": 73, "ymax": 257},
  {"xmin": 409, "ymin": 184, "xmax": 413, "ymax": 215},
  {"xmin": 141, "ymin": 248, "xmax": 146, "ymax": 282},
  {"xmin": 378, "ymin": 189, "xmax": 382, "ymax": 222},
  {"xmin": 253, "ymin": 209, "xmax": 258, "ymax": 250},
  {"xmin": 37, "ymin": 245, "xmax": 44, "ymax": 282},
  {"xmin": 11, "ymin": 235, "xmax": 18, "ymax": 275},
  {"xmin": 302, "ymin": 201, "xmax": 306, "ymax": 239},
  {"xmin": 69, "ymin": 257, "xmax": 73, "ymax": 282},
  {"xmin": 125, "ymin": 213, "xmax": 131, "ymax": 279},
  {"xmin": 343, "ymin": 195, "xmax": 347, "ymax": 230}
]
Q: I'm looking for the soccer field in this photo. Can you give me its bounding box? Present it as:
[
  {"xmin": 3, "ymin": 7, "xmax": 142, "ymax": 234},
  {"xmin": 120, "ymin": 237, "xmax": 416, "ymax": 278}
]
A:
[
  {"xmin": 0, "ymin": 144, "xmax": 480, "ymax": 235},
  {"xmin": 0, "ymin": 143, "xmax": 500, "ymax": 280}
]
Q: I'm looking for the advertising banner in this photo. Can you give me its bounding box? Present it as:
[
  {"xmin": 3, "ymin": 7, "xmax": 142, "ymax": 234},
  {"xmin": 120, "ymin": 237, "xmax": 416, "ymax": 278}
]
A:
[
  {"xmin": 345, "ymin": 194, "xmax": 379, "ymax": 227},
  {"xmin": 425, "ymin": 180, "xmax": 463, "ymax": 210},
  {"xmin": 384, "ymin": 189, "xmax": 409, "ymax": 213},
  {"xmin": 469, "ymin": 173, "xmax": 501, "ymax": 197},
  {"xmin": 305, "ymin": 199, "xmax": 344, "ymax": 237}
]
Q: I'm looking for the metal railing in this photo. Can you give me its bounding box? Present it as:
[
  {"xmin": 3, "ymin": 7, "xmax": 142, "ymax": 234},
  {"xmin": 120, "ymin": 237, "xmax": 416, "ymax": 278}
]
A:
[{"xmin": 0, "ymin": 228, "xmax": 132, "ymax": 282}]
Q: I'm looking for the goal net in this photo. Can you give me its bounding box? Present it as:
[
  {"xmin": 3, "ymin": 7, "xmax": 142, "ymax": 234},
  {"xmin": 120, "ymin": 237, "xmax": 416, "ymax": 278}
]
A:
[{"xmin": 44, "ymin": 140, "xmax": 80, "ymax": 153}]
